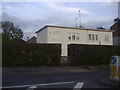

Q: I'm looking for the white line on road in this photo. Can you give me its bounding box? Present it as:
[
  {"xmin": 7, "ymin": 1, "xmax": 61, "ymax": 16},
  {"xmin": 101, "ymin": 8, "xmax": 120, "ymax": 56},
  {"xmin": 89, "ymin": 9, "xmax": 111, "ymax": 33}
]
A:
[
  {"xmin": 35, "ymin": 81, "xmax": 75, "ymax": 86},
  {"xmin": 26, "ymin": 85, "xmax": 38, "ymax": 90},
  {"xmin": 1, "ymin": 81, "xmax": 75, "ymax": 89},
  {"xmin": 73, "ymin": 82, "xmax": 84, "ymax": 90},
  {"xmin": 1, "ymin": 84, "xmax": 31, "ymax": 88}
]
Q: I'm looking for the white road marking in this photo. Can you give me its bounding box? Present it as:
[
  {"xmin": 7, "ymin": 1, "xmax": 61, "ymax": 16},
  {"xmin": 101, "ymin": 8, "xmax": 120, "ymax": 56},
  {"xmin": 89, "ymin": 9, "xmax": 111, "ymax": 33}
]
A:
[
  {"xmin": 1, "ymin": 81, "xmax": 74, "ymax": 89},
  {"xmin": 1, "ymin": 84, "xmax": 31, "ymax": 88},
  {"xmin": 73, "ymin": 82, "xmax": 84, "ymax": 90},
  {"xmin": 26, "ymin": 85, "xmax": 38, "ymax": 90},
  {"xmin": 35, "ymin": 81, "xmax": 75, "ymax": 86}
]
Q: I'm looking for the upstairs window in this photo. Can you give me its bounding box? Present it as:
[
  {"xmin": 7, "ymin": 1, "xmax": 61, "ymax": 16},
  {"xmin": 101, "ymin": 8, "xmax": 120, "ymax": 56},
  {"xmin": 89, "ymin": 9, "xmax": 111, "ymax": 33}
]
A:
[
  {"xmin": 89, "ymin": 34, "xmax": 98, "ymax": 41},
  {"xmin": 92, "ymin": 35, "xmax": 95, "ymax": 41},
  {"xmin": 68, "ymin": 32, "xmax": 80, "ymax": 41},
  {"xmin": 76, "ymin": 33, "xmax": 79, "ymax": 40},
  {"xmin": 72, "ymin": 33, "xmax": 75, "ymax": 40},
  {"xmin": 53, "ymin": 31, "xmax": 59, "ymax": 40},
  {"xmin": 89, "ymin": 34, "xmax": 92, "ymax": 40},
  {"xmin": 68, "ymin": 33, "xmax": 71, "ymax": 40},
  {"xmin": 105, "ymin": 35, "xmax": 109, "ymax": 42},
  {"xmin": 96, "ymin": 35, "xmax": 98, "ymax": 41}
]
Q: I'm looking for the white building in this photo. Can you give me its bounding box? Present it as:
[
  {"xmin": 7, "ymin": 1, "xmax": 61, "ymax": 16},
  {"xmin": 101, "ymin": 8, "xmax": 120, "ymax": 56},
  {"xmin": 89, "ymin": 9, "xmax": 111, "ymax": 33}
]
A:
[{"xmin": 36, "ymin": 25, "xmax": 113, "ymax": 57}]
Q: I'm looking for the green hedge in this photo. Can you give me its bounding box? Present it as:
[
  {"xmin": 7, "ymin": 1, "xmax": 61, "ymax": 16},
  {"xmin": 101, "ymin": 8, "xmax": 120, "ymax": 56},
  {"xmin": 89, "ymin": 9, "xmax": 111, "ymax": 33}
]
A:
[
  {"xmin": 2, "ymin": 43, "xmax": 61, "ymax": 67},
  {"xmin": 68, "ymin": 44, "xmax": 120, "ymax": 66}
]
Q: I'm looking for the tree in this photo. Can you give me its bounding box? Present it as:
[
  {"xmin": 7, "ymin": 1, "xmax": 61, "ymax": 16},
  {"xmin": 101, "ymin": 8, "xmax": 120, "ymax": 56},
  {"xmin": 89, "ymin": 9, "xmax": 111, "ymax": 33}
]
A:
[
  {"xmin": 1, "ymin": 21, "xmax": 23, "ymax": 39},
  {"xmin": 110, "ymin": 17, "xmax": 120, "ymax": 30},
  {"xmin": 96, "ymin": 26, "xmax": 105, "ymax": 30},
  {"xmin": 79, "ymin": 25, "xmax": 84, "ymax": 29},
  {"xmin": 113, "ymin": 17, "xmax": 120, "ymax": 24}
]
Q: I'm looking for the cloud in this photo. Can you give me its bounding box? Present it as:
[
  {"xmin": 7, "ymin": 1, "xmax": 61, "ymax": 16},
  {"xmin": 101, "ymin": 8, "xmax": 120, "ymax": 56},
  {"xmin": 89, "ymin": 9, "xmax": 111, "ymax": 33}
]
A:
[
  {"xmin": 2, "ymin": 12, "xmax": 41, "ymax": 39},
  {"xmin": 100, "ymin": 1, "xmax": 117, "ymax": 8},
  {"xmin": 2, "ymin": 8, "xmax": 115, "ymax": 40},
  {"xmin": 2, "ymin": 12, "xmax": 41, "ymax": 30},
  {"xmin": 2, "ymin": 12, "xmax": 77, "ymax": 39},
  {"xmin": 2, "ymin": 12, "xmax": 72, "ymax": 39},
  {"xmin": 45, "ymin": 15, "xmax": 75, "ymax": 26},
  {"xmin": 46, "ymin": 2, "xmax": 92, "ymax": 15},
  {"xmin": 83, "ymin": 19, "xmax": 114, "ymax": 29}
]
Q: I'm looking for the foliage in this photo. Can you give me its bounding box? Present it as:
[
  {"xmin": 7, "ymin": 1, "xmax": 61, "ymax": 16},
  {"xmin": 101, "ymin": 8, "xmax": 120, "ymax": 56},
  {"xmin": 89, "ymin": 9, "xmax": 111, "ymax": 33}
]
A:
[
  {"xmin": 110, "ymin": 17, "xmax": 120, "ymax": 30},
  {"xmin": 96, "ymin": 26, "xmax": 105, "ymax": 30},
  {"xmin": 2, "ymin": 43, "xmax": 61, "ymax": 67},
  {"xmin": 113, "ymin": 17, "xmax": 120, "ymax": 24},
  {"xmin": 2, "ymin": 34, "xmax": 25, "ymax": 44},
  {"xmin": 1, "ymin": 21, "xmax": 23, "ymax": 39},
  {"xmin": 68, "ymin": 44, "xmax": 120, "ymax": 66}
]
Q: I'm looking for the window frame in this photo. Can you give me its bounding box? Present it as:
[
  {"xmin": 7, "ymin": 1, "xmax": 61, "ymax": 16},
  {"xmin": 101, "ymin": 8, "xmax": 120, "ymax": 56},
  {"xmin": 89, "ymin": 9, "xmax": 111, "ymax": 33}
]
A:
[
  {"xmin": 105, "ymin": 35, "xmax": 109, "ymax": 42},
  {"xmin": 88, "ymin": 34, "xmax": 98, "ymax": 41},
  {"xmin": 68, "ymin": 32, "xmax": 80, "ymax": 41}
]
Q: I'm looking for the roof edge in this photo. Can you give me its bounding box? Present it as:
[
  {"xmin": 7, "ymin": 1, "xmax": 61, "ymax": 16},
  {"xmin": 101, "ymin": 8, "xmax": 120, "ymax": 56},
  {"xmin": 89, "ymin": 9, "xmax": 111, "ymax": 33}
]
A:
[{"xmin": 36, "ymin": 25, "xmax": 114, "ymax": 33}]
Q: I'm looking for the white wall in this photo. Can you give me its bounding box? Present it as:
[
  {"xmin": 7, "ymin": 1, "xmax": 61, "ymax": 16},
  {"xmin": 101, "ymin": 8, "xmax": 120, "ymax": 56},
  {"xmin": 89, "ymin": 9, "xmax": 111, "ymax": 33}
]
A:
[
  {"xmin": 37, "ymin": 26, "xmax": 113, "ymax": 56},
  {"xmin": 46, "ymin": 27, "xmax": 113, "ymax": 56},
  {"xmin": 99, "ymin": 32, "xmax": 113, "ymax": 45},
  {"xmin": 36, "ymin": 28, "xmax": 48, "ymax": 43}
]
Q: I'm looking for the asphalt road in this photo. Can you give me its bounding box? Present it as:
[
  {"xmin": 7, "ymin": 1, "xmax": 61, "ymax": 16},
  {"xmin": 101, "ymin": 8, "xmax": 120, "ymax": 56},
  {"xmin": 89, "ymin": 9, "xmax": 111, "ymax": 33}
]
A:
[{"xmin": 2, "ymin": 68, "xmax": 111, "ymax": 89}]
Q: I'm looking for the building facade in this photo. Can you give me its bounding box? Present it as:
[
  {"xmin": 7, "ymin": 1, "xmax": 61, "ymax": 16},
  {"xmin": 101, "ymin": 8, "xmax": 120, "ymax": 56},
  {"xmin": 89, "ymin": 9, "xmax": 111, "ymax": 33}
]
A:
[
  {"xmin": 36, "ymin": 25, "xmax": 113, "ymax": 56},
  {"xmin": 26, "ymin": 36, "xmax": 36, "ymax": 44},
  {"xmin": 110, "ymin": 23, "xmax": 120, "ymax": 45}
]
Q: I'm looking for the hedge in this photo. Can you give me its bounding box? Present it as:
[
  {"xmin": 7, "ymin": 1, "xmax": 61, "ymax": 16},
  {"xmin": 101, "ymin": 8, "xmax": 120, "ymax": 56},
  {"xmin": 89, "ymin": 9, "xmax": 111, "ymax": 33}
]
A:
[
  {"xmin": 68, "ymin": 44, "xmax": 120, "ymax": 66},
  {"xmin": 2, "ymin": 43, "xmax": 61, "ymax": 67}
]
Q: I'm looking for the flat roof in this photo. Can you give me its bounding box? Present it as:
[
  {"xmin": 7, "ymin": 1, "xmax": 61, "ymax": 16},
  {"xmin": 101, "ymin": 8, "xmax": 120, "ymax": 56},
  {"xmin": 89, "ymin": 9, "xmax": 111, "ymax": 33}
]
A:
[{"xmin": 36, "ymin": 25, "xmax": 114, "ymax": 33}]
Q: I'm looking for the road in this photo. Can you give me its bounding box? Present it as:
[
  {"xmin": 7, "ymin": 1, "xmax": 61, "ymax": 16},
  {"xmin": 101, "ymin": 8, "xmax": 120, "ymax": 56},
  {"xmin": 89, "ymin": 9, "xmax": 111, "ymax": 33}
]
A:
[{"xmin": 2, "ymin": 67, "xmax": 112, "ymax": 90}]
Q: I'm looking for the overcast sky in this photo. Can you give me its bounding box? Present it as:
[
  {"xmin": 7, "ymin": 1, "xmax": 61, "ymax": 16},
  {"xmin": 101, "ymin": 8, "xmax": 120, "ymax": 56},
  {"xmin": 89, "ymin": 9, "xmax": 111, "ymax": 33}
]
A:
[{"xmin": 1, "ymin": 0, "xmax": 119, "ymax": 40}]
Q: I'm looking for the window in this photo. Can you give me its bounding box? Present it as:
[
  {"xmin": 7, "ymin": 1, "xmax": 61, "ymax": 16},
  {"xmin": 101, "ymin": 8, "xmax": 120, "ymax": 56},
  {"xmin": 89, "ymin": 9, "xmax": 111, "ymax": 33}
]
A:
[
  {"xmin": 96, "ymin": 35, "xmax": 98, "ymax": 41},
  {"xmin": 53, "ymin": 31, "xmax": 59, "ymax": 40},
  {"xmin": 68, "ymin": 33, "xmax": 71, "ymax": 40},
  {"xmin": 76, "ymin": 33, "xmax": 79, "ymax": 40},
  {"xmin": 89, "ymin": 34, "xmax": 98, "ymax": 41},
  {"xmin": 72, "ymin": 33, "xmax": 75, "ymax": 40},
  {"xmin": 92, "ymin": 35, "xmax": 95, "ymax": 41},
  {"xmin": 68, "ymin": 32, "xmax": 80, "ymax": 41},
  {"xmin": 68, "ymin": 36, "xmax": 71, "ymax": 40},
  {"xmin": 89, "ymin": 34, "xmax": 92, "ymax": 40},
  {"xmin": 105, "ymin": 35, "xmax": 109, "ymax": 42},
  {"xmin": 54, "ymin": 31, "xmax": 59, "ymax": 35}
]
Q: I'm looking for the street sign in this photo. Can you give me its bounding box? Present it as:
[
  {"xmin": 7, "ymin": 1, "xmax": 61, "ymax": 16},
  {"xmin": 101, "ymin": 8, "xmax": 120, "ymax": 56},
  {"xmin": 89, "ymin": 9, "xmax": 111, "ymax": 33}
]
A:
[
  {"xmin": 110, "ymin": 56, "xmax": 120, "ymax": 80},
  {"xmin": 110, "ymin": 56, "xmax": 117, "ymax": 65}
]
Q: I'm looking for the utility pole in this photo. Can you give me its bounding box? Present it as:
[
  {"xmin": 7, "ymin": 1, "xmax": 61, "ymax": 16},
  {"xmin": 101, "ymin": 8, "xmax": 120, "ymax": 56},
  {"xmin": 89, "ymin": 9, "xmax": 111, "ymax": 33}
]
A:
[{"xmin": 118, "ymin": 1, "xmax": 120, "ymax": 19}]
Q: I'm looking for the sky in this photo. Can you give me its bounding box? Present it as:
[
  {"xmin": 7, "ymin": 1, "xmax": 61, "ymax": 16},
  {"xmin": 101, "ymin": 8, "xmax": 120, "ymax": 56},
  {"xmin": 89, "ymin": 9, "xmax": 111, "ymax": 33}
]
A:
[{"xmin": 1, "ymin": 0, "xmax": 119, "ymax": 40}]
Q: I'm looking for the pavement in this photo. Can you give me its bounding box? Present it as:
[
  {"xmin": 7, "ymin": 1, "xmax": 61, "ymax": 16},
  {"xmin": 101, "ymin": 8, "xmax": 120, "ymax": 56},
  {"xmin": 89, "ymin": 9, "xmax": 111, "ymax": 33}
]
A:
[
  {"xmin": 2, "ymin": 66, "xmax": 108, "ymax": 74},
  {"xmin": 99, "ymin": 77, "xmax": 120, "ymax": 88}
]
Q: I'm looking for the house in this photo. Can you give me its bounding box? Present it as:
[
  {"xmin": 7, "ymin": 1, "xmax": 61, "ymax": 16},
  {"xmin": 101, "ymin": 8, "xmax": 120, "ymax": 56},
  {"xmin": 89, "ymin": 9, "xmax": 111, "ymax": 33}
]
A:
[
  {"xmin": 109, "ymin": 1, "xmax": 120, "ymax": 46},
  {"xmin": 110, "ymin": 23, "xmax": 120, "ymax": 45},
  {"xmin": 26, "ymin": 36, "xmax": 36, "ymax": 44},
  {"xmin": 36, "ymin": 25, "xmax": 113, "ymax": 57}
]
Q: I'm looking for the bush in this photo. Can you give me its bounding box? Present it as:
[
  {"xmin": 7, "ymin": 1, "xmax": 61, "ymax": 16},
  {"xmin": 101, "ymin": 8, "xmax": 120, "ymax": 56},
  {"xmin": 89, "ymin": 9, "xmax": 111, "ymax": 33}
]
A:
[
  {"xmin": 68, "ymin": 44, "xmax": 120, "ymax": 66},
  {"xmin": 2, "ymin": 43, "xmax": 61, "ymax": 67}
]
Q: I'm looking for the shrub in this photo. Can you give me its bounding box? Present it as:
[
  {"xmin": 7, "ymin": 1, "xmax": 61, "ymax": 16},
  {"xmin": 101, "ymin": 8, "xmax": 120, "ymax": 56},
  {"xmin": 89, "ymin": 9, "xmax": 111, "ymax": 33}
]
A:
[
  {"xmin": 2, "ymin": 43, "xmax": 61, "ymax": 67},
  {"xmin": 68, "ymin": 44, "xmax": 120, "ymax": 66}
]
